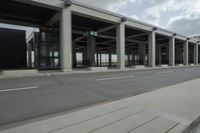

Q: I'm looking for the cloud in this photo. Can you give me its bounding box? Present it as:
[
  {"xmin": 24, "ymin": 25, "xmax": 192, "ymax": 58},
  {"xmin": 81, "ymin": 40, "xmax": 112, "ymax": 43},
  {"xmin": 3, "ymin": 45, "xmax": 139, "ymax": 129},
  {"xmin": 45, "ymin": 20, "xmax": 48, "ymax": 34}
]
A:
[
  {"xmin": 130, "ymin": 15, "xmax": 140, "ymax": 21},
  {"xmin": 76, "ymin": 0, "xmax": 200, "ymax": 36},
  {"xmin": 76, "ymin": 0, "xmax": 135, "ymax": 12},
  {"xmin": 167, "ymin": 14, "xmax": 200, "ymax": 36}
]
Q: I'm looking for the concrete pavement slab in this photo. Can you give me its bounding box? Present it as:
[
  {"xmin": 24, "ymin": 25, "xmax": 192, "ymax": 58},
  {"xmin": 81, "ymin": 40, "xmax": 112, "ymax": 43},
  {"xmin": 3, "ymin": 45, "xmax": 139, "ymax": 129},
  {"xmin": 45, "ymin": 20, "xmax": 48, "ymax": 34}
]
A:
[
  {"xmin": 51, "ymin": 106, "xmax": 142, "ymax": 133},
  {"xmin": 129, "ymin": 117, "xmax": 177, "ymax": 133},
  {"xmin": 91, "ymin": 112, "xmax": 159, "ymax": 133}
]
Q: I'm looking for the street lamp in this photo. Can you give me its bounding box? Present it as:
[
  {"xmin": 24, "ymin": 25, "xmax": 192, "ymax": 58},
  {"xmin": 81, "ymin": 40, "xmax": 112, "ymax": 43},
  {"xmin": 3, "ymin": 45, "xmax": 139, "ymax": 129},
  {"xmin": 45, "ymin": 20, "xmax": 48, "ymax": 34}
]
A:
[
  {"xmin": 121, "ymin": 17, "xmax": 127, "ymax": 23},
  {"xmin": 153, "ymin": 27, "xmax": 158, "ymax": 31},
  {"xmin": 61, "ymin": 0, "xmax": 72, "ymax": 7}
]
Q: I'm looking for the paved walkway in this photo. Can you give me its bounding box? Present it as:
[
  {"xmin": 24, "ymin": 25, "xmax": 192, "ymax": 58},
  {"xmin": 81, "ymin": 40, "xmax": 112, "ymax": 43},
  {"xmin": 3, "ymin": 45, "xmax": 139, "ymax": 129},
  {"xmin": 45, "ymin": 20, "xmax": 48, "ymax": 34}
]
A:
[
  {"xmin": 192, "ymin": 125, "xmax": 200, "ymax": 133},
  {"xmin": 1, "ymin": 78, "xmax": 200, "ymax": 133}
]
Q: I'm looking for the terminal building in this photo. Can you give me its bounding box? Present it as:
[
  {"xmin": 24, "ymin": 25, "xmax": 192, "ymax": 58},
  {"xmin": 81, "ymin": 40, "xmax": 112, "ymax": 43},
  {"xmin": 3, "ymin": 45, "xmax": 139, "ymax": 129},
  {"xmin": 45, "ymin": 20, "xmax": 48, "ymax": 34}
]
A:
[{"xmin": 0, "ymin": 0, "xmax": 200, "ymax": 72}]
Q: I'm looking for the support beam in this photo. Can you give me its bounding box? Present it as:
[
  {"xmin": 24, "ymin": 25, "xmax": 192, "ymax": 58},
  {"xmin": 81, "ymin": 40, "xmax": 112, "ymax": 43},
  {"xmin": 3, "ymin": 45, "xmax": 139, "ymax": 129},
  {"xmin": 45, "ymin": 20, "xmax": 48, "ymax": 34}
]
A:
[
  {"xmin": 108, "ymin": 52, "xmax": 112, "ymax": 67},
  {"xmin": 138, "ymin": 43, "xmax": 146, "ymax": 65},
  {"xmin": 127, "ymin": 52, "xmax": 131, "ymax": 66},
  {"xmin": 184, "ymin": 40, "xmax": 189, "ymax": 66},
  {"xmin": 83, "ymin": 48, "xmax": 87, "ymax": 66},
  {"xmin": 127, "ymin": 39, "xmax": 147, "ymax": 44},
  {"xmin": 60, "ymin": 8, "xmax": 72, "ymax": 71},
  {"xmin": 126, "ymin": 33, "xmax": 147, "ymax": 39},
  {"xmin": 156, "ymin": 46, "xmax": 162, "ymax": 66},
  {"xmin": 87, "ymin": 35, "xmax": 96, "ymax": 67},
  {"xmin": 99, "ymin": 40, "xmax": 115, "ymax": 45},
  {"xmin": 74, "ymin": 25, "xmax": 116, "ymax": 41},
  {"xmin": 73, "ymin": 30, "xmax": 146, "ymax": 44},
  {"xmin": 96, "ymin": 52, "xmax": 99, "ymax": 66},
  {"xmin": 116, "ymin": 23, "xmax": 125, "ymax": 69},
  {"xmin": 97, "ymin": 25, "xmax": 116, "ymax": 33},
  {"xmin": 100, "ymin": 53, "xmax": 102, "ymax": 66},
  {"xmin": 72, "ymin": 41, "xmax": 77, "ymax": 68},
  {"xmin": 148, "ymin": 31, "xmax": 156, "ymax": 67},
  {"xmin": 15, "ymin": 0, "xmax": 63, "ymax": 10},
  {"xmin": 169, "ymin": 37, "xmax": 175, "ymax": 66},
  {"xmin": 27, "ymin": 43, "xmax": 32, "ymax": 68},
  {"xmin": 156, "ymin": 37, "xmax": 169, "ymax": 41},
  {"xmin": 194, "ymin": 44, "xmax": 199, "ymax": 65},
  {"xmin": 176, "ymin": 47, "xmax": 183, "ymax": 64},
  {"xmin": 46, "ymin": 12, "xmax": 60, "ymax": 26},
  {"xmin": 132, "ymin": 53, "xmax": 135, "ymax": 65}
]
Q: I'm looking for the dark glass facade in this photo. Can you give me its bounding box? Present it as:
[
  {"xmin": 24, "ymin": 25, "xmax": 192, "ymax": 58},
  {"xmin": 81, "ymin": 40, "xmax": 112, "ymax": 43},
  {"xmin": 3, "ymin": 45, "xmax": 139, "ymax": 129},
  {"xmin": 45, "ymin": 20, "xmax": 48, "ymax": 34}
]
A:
[
  {"xmin": 37, "ymin": 31, "xmax": 60, "ymax": 70},
  {"xmin": 0, "ymin": 28, "xmax": 26, "ymax": 69}
]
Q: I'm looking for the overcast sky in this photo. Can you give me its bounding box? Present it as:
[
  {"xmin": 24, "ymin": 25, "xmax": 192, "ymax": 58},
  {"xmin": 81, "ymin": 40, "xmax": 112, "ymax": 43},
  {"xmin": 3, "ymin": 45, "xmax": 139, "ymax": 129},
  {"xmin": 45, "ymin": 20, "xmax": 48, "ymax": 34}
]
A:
[
  {"xmin": 76, "ymin": 0, "xmax": 200, "ymax": 36},
  {"xmin": 0, "ymin": 0, "xmax": 199, "ymax": 37}
]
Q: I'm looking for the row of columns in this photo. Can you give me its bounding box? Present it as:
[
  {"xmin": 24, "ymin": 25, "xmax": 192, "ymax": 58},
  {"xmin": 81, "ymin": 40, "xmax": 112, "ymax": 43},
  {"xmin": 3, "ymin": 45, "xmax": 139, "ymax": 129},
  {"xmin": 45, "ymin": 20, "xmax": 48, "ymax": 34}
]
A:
[{"xmin": 60, "ymin": 8, "xmax": 199, "ymax": 71}]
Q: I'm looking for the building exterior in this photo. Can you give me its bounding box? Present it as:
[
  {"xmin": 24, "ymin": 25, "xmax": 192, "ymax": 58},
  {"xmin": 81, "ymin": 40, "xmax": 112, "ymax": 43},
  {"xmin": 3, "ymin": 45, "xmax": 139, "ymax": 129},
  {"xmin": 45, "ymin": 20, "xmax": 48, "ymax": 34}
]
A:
[
  {"xmin": 0, "ymin": 27, "xmax": 26, "ymax": 69},
  {"xmin": 192, "ymin": 36, "xmax": 200, "ymax": 41},
  {"xmin": 0, "ymin": 0, "xmax": 199, "ymax": 71}
]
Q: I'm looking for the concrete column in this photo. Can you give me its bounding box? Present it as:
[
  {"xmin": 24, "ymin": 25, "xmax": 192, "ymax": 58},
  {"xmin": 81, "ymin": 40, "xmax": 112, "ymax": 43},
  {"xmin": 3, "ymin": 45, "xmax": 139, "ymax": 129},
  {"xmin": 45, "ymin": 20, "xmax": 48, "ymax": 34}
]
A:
[
  {"xmin": 148, "ymin": 31, "xmax": 156, "ymax": 67},
  {"xmin": 169, "ymin": 37, "xmax": 175, "ymax": 66},
  {"xmin": 33, "ymin": 32, "xmax": 39, "ymax": 68},
  {"xmin": 82, "ymin": 48, "xmax": 87, "ymax": 66},
  {"xmin": 127, "ymin": 53, "xmax": 131, "ymax": 66},
  {"xmin": 194, "ymin": 44, "xmax": 199, "ymax": 65},
  {"xmin": 138, "ymin": 43, "xmax": 146, "ymax": 65},
  {"xmin": 132, "ymin": 53, "xmax": 135, "ymax": 65},
  {"xmin": 116, "ymin": 23, "xmax": 125, "ymax": 69},
  {"xmin": 184, "ymin": 40, "xmax": 189, "ymax": 66},
  {"xmin": 156, "ymin": 45, "xmax": 161, "ymax": 66},
  {"xmin": 199, "ymin": 45, "xmax": 200, "ymax": 64},
  {"xmin": 60, "ymin": 8, "xmax": 72, "ymax": 71},
  {"xmin": 176, "ymin": 48, "xmax": 182, "ymax": 64},
  {"xmin": 99, "ymin": 53, "xmax": 102, "ymax": 66},
  {"xmin": 40, "ymin": 45, "xmax": 49, "ymax": 67},
  {"xmin": 159, "ymin": 46, "xmax": 162, "ymax": 65},
  {"xmin": 108, "ymin": 51, "xmax": 112, "ymax": 67},
  {"xmin": 27, "ymin": 43, "xmax": 32, "ymax": 68},
  {"xmin": 156, "ymin": 46, "xmax": 162, "ymax": 66},
  {"xmin": 72, "ymin": 41, "xmax": 76, "ymax": 68},
  {"xmin": 87, "ymin": 35, "xmax": 96, "ymax": 67},
  {"xmin": 96, "ymin": 52, "xmax": 99, "ymax": 66}
]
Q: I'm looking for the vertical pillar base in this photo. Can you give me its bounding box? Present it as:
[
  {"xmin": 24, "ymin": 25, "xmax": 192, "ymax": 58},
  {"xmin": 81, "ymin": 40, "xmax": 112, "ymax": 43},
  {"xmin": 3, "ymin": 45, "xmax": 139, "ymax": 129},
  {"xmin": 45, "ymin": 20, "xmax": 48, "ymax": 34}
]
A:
[
  {"xmin": 194, "ymin": 44, "xmax": 199, "ymax": 65},
  {"xmin": 60, "ymin": 8, "xmax": 72, "ymax": 71},
  {"xmin": 169, "ymin": 37, "xmax": 175, "ymax": 67},
  {"xmin": 61, "ymin": 68, "xmax": 72, "ymax": 72},
  {"xmin": 116, "ymin": 23, "xmax": 125, "ymax": 69},
  {"xmin": 183, "ymin": 41, "xmax": 189, "ymax": 66},
  {"xmin": 148, "ymin": 31, "xmax": 156, "ymax": 68}
]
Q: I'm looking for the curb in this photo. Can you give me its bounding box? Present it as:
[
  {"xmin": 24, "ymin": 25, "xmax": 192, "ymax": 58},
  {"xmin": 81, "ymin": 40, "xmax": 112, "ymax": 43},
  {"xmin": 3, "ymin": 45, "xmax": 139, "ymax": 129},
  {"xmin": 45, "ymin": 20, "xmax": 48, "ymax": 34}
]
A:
[
  {"xmin": 182, "ymin": 116, "xmax": 200, "ymax": 133},
  {"xmin": 0, "ymin": 65, "xmax": 199, "ymax": 79}
]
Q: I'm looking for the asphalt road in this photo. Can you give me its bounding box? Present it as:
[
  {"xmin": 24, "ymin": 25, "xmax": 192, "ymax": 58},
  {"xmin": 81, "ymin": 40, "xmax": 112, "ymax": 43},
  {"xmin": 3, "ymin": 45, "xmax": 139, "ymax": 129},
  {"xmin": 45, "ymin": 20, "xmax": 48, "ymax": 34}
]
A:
[{"xmin": 0, "ymin": 67, "xmax": 200, "ymax": 126}]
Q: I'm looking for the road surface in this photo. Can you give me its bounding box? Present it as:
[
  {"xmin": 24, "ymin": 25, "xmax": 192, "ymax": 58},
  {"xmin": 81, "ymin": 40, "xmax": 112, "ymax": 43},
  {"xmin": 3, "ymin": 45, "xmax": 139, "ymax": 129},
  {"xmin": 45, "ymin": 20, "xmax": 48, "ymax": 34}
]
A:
[{"xmin": 0, "ymin": 67, "xmax": 200, "ymax": 126}]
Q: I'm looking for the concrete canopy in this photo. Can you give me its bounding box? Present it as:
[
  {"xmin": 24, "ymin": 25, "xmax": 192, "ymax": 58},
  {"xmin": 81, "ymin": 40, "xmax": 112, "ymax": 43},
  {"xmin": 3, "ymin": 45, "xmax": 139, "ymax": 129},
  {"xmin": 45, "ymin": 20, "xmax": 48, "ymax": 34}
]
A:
[{"xmin": 0, "ymin": 0, "xmax": 57, "ymax": 26}]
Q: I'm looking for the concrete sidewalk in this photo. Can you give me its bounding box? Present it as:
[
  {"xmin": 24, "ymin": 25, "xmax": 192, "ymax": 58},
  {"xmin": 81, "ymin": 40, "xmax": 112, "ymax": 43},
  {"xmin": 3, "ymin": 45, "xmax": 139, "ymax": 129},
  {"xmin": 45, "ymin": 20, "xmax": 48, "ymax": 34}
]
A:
[{"xmin": 1, "ymin": 78, "xmax": 200, "ymax": 133}]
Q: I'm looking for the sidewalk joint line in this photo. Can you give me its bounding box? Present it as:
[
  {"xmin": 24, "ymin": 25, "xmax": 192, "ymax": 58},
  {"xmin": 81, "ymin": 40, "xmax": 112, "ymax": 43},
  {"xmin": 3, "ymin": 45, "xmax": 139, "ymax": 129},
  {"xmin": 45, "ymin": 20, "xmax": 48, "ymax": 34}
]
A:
[
  {"xmin": 48, "ymin": 105, "xmax": 131, "ymax": 133},
  {"xmin": 88, "ymin": 110, "xmax": 143, "ymax": 133},
  {"xmin": 126, "ymin": 115, "xmax": 160, "ymax": 133},
  {"xmin": 165, "ymin": 121, "xmax": 182, "ymax": 133}
]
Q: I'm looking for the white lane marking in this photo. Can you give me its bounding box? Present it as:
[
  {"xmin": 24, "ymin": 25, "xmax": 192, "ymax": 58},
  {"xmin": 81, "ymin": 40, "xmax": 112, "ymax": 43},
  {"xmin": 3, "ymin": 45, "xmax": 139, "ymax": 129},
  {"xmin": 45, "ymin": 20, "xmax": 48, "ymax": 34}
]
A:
[
  {"xmin": 185, "ymin": 69, "xmax": 193, "ymax": 71},
  {"xmin": 0, "ymin": 86, "xmax": 39, "ymax": 92},
  {"xmin": 156, "ymin": 71, "xmax": 173, "ymax": 75},
  {"xmin": 96, "ymin": 75, "xmax": 134, "ymax": 81}
]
